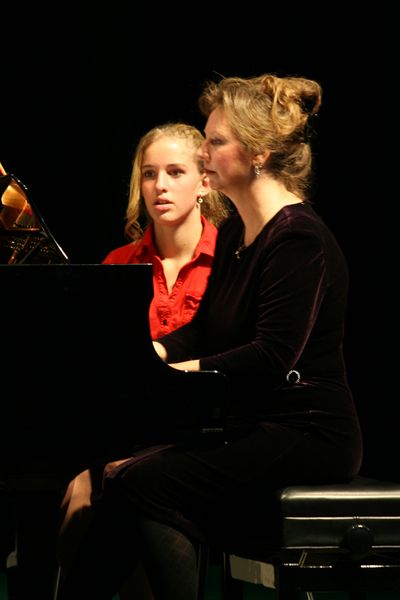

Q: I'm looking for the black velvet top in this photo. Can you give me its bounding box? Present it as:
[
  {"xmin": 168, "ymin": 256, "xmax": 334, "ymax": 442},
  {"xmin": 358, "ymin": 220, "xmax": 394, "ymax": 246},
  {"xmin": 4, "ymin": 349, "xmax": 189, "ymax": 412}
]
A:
[{"xmin": 159, "ymin": 203, "xmax": 362, "ymax": 449}]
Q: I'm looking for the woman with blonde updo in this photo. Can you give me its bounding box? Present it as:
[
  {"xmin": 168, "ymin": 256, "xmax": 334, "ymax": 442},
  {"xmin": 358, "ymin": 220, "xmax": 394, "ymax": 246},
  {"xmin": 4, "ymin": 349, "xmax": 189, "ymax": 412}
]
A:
[{"xmin": 58, "ymin": 74, "xmax": 362, "ymax": 600}]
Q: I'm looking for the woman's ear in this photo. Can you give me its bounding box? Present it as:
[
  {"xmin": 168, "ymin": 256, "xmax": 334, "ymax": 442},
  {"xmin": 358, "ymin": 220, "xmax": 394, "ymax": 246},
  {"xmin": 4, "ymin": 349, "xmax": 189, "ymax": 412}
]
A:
[
  {"xmin": 198, "ymin": 174, "xmax": 211, "ymax": 197},
  {"xmin": 253, "ymin": 150, "xmax": 270, "ymax": 168}
]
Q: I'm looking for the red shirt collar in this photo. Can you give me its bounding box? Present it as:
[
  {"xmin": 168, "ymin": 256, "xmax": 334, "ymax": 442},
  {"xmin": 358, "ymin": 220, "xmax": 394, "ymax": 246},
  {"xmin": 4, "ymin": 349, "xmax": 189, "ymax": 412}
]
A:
[{"xmin": 139, "ymin": 215, "xmax": 217, "ymax": 261}]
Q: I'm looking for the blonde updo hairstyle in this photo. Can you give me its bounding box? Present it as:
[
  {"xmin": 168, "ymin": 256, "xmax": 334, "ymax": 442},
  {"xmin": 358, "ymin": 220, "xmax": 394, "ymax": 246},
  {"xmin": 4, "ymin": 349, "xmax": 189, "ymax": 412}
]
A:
[
  {"xmin": 124, "ymin": 123, "xmax": 230, "ymax": 242},
  {"xmin": 198, "ymin": 74, "xmax": 322, "ymax": 200}
]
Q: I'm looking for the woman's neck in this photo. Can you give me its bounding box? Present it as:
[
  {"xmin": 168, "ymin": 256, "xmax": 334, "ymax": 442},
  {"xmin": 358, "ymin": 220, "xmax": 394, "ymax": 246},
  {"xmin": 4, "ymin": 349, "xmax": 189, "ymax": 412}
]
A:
[
  {"xmin": 235, "ymin": 178, "xmax": 303, "ymax": 246},
  {"xmin": 153, "ymin": 214, "xmax": 203, "ymax": 261},
  {"xmin": 153, "ymin": 212, "xmax": 204, "ymax": 294}
]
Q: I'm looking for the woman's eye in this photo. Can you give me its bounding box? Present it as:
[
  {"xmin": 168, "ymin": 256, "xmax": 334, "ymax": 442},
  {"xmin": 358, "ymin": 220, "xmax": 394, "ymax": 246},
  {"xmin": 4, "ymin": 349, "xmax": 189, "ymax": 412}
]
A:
[
  {"xmin": 142, "ymin": 170, "xmax": 155, "ymax": 179},
  {"xmin": 169, "ymin": 169, "xmax": 184, "ymax": 177},
  {"xmin": 210, "ymin": 138, "xmax": 223, "ymax": 146}
]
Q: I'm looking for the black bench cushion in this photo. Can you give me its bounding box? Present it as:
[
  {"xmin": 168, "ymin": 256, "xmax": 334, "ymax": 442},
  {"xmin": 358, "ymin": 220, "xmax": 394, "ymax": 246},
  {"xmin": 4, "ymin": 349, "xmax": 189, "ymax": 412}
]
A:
[{"xmin": 279, "ymin": 477, "xmax": 400, "ymax": 549}]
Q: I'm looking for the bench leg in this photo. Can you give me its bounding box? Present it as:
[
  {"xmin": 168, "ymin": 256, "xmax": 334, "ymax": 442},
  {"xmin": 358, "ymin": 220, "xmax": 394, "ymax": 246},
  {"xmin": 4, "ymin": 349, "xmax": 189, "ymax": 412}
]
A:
[{"xmin": 221, "ymin": 552, "xmax": 244, "ymax": 600}]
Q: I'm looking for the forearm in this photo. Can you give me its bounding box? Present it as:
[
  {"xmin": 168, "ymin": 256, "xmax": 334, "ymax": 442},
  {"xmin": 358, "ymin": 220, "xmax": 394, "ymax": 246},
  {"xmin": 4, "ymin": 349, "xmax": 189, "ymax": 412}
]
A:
[
  {"xmin": 169, "ymin": 359, "xmax": 200, "ymax": 371},
  {"xmin": 153, "ymin": 341, "xmax": 168, "ymax": 361},
  {"xmin": 153, "ymin": 342, "xmax": 200, "ymax": 371},
  {"xmin": 156, "ymin": 319, "xmax": 203, "ymax": 363}
]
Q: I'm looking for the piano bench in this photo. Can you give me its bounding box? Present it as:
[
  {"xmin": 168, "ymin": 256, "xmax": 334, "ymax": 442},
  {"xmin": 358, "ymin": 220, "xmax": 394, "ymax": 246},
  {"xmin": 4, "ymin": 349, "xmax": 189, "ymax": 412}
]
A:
[{"xmin": 217, "ymin": 476, "xmax": 400, "ymax": 600}]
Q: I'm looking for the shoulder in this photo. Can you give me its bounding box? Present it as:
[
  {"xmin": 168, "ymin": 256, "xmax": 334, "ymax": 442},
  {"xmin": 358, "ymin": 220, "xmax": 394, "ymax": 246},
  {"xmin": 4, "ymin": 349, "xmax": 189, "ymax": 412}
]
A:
[
  {"xmin": 268, "ymin": 203, "xmax": 339, "ymax": 247},
  {"xmin": 199, "ymin": 216, "xmax": 226, "ymax": 256},
  {"xmin": 201, "ymin": 215, "xmax": 218, "ymax": 238},
  {"xmin": 263, "ymin": 204, "xmax": 347, "ymax": 275},
  {"xmin": 102, "ymin": 239, "xmax": 146, "ymax": 264}
]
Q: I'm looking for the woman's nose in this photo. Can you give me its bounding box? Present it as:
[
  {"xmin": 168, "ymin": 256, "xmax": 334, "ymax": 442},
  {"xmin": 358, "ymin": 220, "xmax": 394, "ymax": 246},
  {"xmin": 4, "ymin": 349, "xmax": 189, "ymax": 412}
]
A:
[
  {"xmin": 155, "ymin": 172, "xmax": 167, "ymax": 191},
  {"xmin": 198, "ymin": 142, "xmax": 209, "ymax": 161}
]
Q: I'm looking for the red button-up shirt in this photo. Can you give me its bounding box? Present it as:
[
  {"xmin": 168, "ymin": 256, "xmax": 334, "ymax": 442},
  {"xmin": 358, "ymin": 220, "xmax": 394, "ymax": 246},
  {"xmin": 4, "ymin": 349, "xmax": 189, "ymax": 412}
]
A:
[{"xmin": 102, "ymin": 216, "xmax": 217, "ymax": 339}]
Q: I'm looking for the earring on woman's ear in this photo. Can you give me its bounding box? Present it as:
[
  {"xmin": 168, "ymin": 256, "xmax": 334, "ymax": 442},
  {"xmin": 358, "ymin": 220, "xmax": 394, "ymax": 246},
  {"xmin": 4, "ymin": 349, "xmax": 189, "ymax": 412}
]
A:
[
  {"xmin": 197, "ymin": 196, "xmax": 204, "ymax": 204},
  {"xmin": 254, "ymin": 163, "xmax": 263, "ymax": 178}
]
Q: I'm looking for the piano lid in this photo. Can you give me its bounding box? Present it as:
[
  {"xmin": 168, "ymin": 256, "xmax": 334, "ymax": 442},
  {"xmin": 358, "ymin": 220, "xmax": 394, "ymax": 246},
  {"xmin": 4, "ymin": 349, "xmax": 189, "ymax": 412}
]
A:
[{"xmin": 0, "ymin": 169, "xmax": 69, "ymax": 264}]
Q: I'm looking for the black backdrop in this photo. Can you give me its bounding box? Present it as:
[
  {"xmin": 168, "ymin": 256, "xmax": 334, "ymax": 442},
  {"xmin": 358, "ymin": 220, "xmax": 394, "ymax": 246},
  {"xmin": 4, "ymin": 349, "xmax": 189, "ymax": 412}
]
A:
[{"xmin": 3, "ymin": 6, "xmax": 394, "ymax": 479}]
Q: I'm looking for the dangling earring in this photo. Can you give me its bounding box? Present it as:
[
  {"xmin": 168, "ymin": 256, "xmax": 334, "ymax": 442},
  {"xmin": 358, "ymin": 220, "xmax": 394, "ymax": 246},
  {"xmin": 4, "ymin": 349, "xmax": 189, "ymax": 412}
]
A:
[
  {"xmin": 197, "ymin": 196, "xmax": 204, "ymax": 204},
  {"xmin": 254, "ymin": 163, "xmax": 263, "ymax": 178}
]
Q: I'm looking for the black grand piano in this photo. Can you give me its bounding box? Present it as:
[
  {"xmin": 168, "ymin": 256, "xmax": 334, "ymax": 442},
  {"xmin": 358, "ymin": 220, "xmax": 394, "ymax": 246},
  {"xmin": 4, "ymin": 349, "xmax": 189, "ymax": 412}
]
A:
[{"xmin": 0, "ymin": 171, "xmax": 227, "ymax": 599}]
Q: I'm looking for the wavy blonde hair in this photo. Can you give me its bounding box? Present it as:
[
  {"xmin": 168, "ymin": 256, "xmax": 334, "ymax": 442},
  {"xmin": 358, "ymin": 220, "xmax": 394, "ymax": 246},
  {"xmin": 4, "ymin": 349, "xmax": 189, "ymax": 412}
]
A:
[
  {"xmin": 124, "ymin": 123, "xmax": 230, "ymax": 241},
  {"xmin": 198, "ymin": 74, "xmax": 322, "ymax": 200}
]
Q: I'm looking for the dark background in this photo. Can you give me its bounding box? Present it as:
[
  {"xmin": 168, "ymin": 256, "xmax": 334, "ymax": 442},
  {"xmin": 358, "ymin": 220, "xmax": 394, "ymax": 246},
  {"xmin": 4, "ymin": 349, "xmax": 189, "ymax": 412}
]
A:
[{"xmin": 3, "ymin": 6, "xmax": 394, "ymax": 479}]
